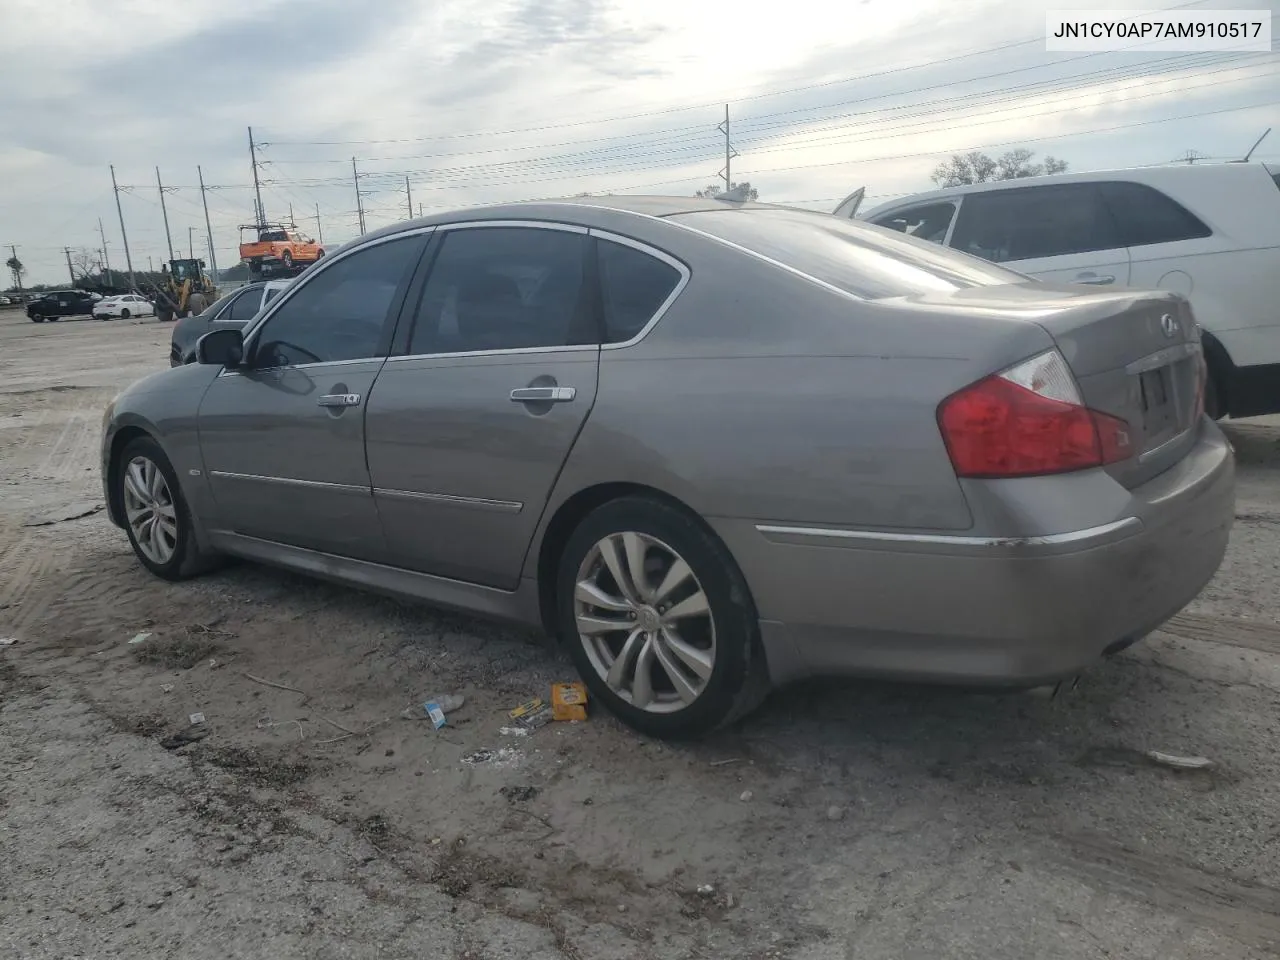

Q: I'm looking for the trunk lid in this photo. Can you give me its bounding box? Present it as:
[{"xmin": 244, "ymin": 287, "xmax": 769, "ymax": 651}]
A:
[{"xmin": 1027, "ymin": 285, "xmax": 1203, "ymax": 488}]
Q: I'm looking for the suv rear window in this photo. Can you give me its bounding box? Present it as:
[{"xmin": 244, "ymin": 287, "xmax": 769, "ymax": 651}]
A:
[
  {"xmin": 1098, "ymin": 181, "xmax": 1211, "ymax": 246},
  {"xmin": 674, "ymin": 207, "xmax": 1023, "ymax": 299}
]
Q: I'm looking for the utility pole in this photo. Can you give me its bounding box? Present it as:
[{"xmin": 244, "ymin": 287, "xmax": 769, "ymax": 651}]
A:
[
  {"xmin": 197, "ymin": 165, "xmax": 219, "ymax": 282},
  {"xmin": 418, "ymin": 203, "xmax": 423, "ymax": 218},
  {"xmin": 8, "ymin": 244, "xmax": 22, "ymax": 295},
  {"xmin": 353, "ymin": 157, "xmax": 366, "ymax": 234},
  {"xmin": 64, "ymin": 247, "xmax": 76, "ymax": 285},
  {"xmin": 148, "ymin": 256, "xmax": 154, "ymax": 272},
  {"xmin": 98, "ymin": 217, "xmax": 113, "ymax": 284},
  {"xmin": 288, "ymin": 203, "xmax": 294, "ymax": 226},
  {"xmin": 156, "ymin": 167, "xmax": 175, "ymax": 261},
  {"xmin": 717, "ymin": 104, "xmax": 738, "ymax": 190},
  {"xmin": 406, "ymin": 176, "xmax": 413, "ymax": 219},
  {"xmin": 248, "ymin": 126, "xmax": 266, "ymax": 228},
  {"xmin": 109, "ymin": 164, "xmax": 136, "ymax": 288},
  {"xmin": 313, "ymin": 203, "xmax": 324, "ymax": 245},
  {"xmin": 188, "ymin": 226, "xmax": 195, "ymax": 259}
]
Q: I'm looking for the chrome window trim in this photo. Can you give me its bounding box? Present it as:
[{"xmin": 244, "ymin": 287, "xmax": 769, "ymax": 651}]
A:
[
  {"xmin": 589, "ymin": 228, "xmax": 691, "ymax": 351},
  {"xmin": 216, "ymin": 356, "xmax": 384, "ymax": 378},
  {"xmin": 755, "ymin": 516, "xmax": 1142, "ymax": 549},
  {"xmin": 386, "ymin": 345, "xmax": 598, "ymax": 364},
  {"xmin": 208, "ymin": 470, "xmax": 369, "ymax": 496},
  {"xmin": 373, "ymin": 487, "xmax": 523, "ymax": 513},
  {"xmin": 436, "ymin": 219, "xmax": 589, "ymax": 235}
]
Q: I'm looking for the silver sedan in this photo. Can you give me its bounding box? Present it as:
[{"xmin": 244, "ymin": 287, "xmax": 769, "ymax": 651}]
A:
[{"xmin": 100, "ymin": 196, "xmax": 1235, "ymax": 738}]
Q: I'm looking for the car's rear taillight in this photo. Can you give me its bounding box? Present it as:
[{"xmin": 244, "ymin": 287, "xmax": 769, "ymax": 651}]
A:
[{"xmin": 938, "ymin": 349, "xmax": 1133, "ymax": 479}]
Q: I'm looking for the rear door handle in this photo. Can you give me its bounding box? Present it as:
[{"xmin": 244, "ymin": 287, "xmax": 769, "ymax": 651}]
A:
[
  {"xmin": 510, "ymin": 386, "xmax": 576, "ymax": 403},
  {"xmin": 317, "ymin": 392, "xmax": 361, "ymax": 408},
  {"xmin": 1075, "ymin": 273, "xmax": 1115, "ymax": 285}
]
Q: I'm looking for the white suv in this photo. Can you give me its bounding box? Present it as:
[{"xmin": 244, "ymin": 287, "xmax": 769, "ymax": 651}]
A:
[{"xmin": 851, "ymin": 162, "xmax": 1280, "ymax": 419}]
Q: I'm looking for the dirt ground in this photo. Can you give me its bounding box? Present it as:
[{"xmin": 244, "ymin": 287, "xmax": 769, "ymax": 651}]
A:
[{"xmin": 2, "ymin": 306, "xmax": 1280, "ymax": 960}]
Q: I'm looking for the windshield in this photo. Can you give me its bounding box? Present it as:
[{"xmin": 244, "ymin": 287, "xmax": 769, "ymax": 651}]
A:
[{"xmin": 673, "ymin": 207, "xmax": 1027, "ymax": 300}]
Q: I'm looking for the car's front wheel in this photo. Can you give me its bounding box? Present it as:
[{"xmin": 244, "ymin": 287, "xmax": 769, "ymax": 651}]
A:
[
  {"xmin": 116, "ymin": 436, "xmax": 218, "ymax": 581},
  {"xmin": 120, "ymin": 309, "xmax": 130, "ymax": 320},
  {"xmin": 556, "ymin": 497, "xmax": 769, "ymax": 739}
]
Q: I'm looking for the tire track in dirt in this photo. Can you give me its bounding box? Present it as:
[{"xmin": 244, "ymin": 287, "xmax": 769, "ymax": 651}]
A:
[
  {"xmin": 0, "ymin": 409, "xmax": 103, "ymax": 633},
  {"xmin": 1050, "ymin": 831, "xmax": 1280, "ymax": 953},
  {"xmin": 1161, "ymin": 613, "xmax": 1280, "ymax": 656}
]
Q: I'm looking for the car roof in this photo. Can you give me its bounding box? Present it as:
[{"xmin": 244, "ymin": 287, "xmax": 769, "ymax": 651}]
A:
[
  {"xmin": 860, "ymin": 160, "xmax": 1275, "ymax": 219},
  {"xmin": 351, "ymin": 194, "xmax": 787, "ymax": 249}
]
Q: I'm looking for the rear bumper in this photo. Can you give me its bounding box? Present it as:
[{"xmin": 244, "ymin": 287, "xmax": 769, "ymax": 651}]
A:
[{"xmin": 712, "ymin": 420, "xmax": 1235, "ymax": 687}]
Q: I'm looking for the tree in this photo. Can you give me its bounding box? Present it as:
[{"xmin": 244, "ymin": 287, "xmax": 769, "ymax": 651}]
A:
[
  {"xmin": 5, "ymin": 254, "xmax": 25, "ymax": 291},
  {"xmin": 696, "ymin": 181, "xmax": 759, "ymax": 201},
  {"xmin": 930, "ymin": 150, "xmax": 1068, "ymax": 188}
]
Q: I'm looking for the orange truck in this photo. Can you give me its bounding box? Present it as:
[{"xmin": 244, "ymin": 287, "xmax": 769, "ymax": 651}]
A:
[{"xmin": 238, "ymin": 223, "xmax": 325, "ymax": 278}]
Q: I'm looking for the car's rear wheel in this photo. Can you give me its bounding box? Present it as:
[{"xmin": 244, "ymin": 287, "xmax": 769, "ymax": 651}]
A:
[
  {"xmin": 116, "ymin": 436, "xmax": 219, "ymax": 581},
  {"xmin": 120, "ymin": 309, "xmax": 130, "ymax": 319},
  {"xmin": 556, "ymin": 497, "xmax": 769, "ymax": 739},
  {"xmin": 30, "ymin": 315, "xmax": 43, "ymax": 323},
  {"xmin": 281, "ymin": 250, "xmax": 293, "ymax": 268}
]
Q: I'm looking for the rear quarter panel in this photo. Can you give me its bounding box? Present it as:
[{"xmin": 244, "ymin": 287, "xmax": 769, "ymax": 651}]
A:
[{"xmin": 527, "ymin": 222, "xmax": 1059, "ymax": 579}]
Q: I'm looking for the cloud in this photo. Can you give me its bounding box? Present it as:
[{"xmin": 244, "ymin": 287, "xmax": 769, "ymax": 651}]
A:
[{"xmin": 2, "ymin": 0, "xmax": 1276, "ymax": 284}]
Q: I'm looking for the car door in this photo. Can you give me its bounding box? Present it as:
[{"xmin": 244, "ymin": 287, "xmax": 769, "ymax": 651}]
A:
[
  {"xmin": 196, "ymin": 232, "xmax": 427, "ymax": 562},
  {"xmin": 365, "ymin": 223, "xmax": 601, "ymax": 589},
  {"xmin": 948, "ymin": 182, "xmax": 1131, "ymax": 287}
]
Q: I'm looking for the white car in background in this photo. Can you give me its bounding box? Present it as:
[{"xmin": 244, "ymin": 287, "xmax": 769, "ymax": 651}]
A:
[
  {"xmin": 848, "ymin": 161, "xmax": 1280, "ymax": 419},
  {"xmin": 93, "ymin": 294, "xmax": 155, "ymax": 321}
]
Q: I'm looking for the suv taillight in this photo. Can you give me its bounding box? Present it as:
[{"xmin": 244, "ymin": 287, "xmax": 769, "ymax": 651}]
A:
[{"xmin": 938, "ymin": 349, "xmax": 1132, "ymax": 479}]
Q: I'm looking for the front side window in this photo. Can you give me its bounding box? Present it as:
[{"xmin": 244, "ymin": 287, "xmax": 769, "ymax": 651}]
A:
[
  {"xmin": 870, "ymin": 201, "xmax": 958, "ymax": 245},
  {"xmin": 675, "ymin": 207, "xmax": 1024, "ymax": 300},
  {"xmin": 949, "ymin": 183, "xmax": 1121, "ymax": 263},
  {"xmin": 252, "ymin": 236, "xmax": 421, "ymax": 367},
  {"xmin": 597, "ymin": 239, "xmax": 683, "ymax": 344},
  {"xmin": 407, "ymin": 226, "xmax": 592, "ymax": 355}
]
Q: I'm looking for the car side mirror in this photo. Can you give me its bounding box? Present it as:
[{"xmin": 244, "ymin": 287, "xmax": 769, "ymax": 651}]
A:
[{"xmin": 196, "ymin": 328, "xmax": 244, "ymax": 367}]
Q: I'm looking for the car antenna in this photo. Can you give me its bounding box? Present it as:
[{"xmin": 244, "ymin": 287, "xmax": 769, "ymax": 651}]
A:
[{"xmin": 1235, "ymin": 127, "xmax": 1271, "ymax": 163}]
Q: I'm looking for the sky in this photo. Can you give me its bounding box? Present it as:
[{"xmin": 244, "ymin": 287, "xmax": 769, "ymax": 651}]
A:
[{"xmin": 0, "ymin": 0, "xmax": 1276, "ymax": 286}]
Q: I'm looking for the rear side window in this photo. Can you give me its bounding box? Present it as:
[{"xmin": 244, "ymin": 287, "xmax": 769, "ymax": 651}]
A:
[
  {"xmin": 869, "ymin": 201, "xmax": 957, "ymax": 245},
  {"xmin": 1098, "ymin": 181, "xmax": 1211, "ymax": 246},
  {"xmin": 949, "ymin": 183, "xmax": 1121, "ymax": 263},
  {"xmin": 407, "ymin": 226, "xmax": 593, "ymax": 355},
  {"xmin": 597, "ymin": 239, "xmax": 682, "ymax": 343},
  {"xmin": 675, "ymin": 207, "xmax": 1023, "ymax": 300}
]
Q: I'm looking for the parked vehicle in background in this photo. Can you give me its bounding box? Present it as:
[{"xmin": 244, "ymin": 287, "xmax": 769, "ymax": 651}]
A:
[
  {"xmin": 852, "ymin": 161, "xmax": 1280, "ymax": 419},
  {"xmin": 102, "ymin": 196, "xmax": 1233, "ymax": 738},
  {"xmin": 0, "ymin": 296, "xmax": 12, "ymax": 305},
  {"xmin": 239, "ymin": 223, "xmax": 325, "ymax": 279},
  {"xmin": 93, "ymin": 294, "xmax": 155, "ymax": 320},
  {"xmin": 27, "ymin": 290, "xmax": 101, "ymax": 322},
  {"xmin": 169, "ymin": 279, "xmax": 292, "ymax": 366}
]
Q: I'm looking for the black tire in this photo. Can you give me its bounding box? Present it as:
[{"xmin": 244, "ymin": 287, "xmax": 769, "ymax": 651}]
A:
[
  {"xmin": 115, "ymin": 435, "xmax": 221, "ymax": 581},
  {"xmin": 30, "ymin": 315, "xmax": 44, "ymax": 323},
  {"xmin": 555, "ymin": 496, "xmax": 770, "ymax": 739},
  {"xmin": 281, "ymin": 250, "xmax": 293, "ymax": 268},
  {"xmin": 120, "ymin": 309, "xmax": 130, "ymax": 320},
  {"xmin": 315, "ymin": 248, "xmax": 325, "ymax": 259},
  {"xmin": 157, "ymin": 307, "xmax": 174, "ymax": 323}
]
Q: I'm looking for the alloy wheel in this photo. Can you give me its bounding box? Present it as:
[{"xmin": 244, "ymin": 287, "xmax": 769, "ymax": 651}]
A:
[
  {"xmin": 122, "ymin": 455, "xmax": 179, "ymax": 565},
  {"xmin": 574, "ymin": 532, "xmax": 716, "ymax": 714}
]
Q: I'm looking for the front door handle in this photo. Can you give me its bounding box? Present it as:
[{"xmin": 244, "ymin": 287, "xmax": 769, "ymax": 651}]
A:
[
  {"xmin": 317, "ymin": 392, "xmax": 361, "ymax": 408},
  {"xmin": 1075, "ymin": 273, "xmax": 1115, "ymax": 285},
  {"xmin": 510, "ymin": 386, "xmax": 576, "ymax": 403}
]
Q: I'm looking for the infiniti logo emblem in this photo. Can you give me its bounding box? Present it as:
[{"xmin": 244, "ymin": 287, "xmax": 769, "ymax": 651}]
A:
[{"xmin": 1160, "ymin": 313, "xmax": 1179, "ymax": 338}]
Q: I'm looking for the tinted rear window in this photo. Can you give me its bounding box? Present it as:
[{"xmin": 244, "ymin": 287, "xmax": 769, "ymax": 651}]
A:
[
  {"xmin": 674, "ymin": 207, "xmax": 1024, "ymax": 300},
  {"xmin": 1098, "ymin": 181, "xmax": 1211, "ymax": 246}
]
